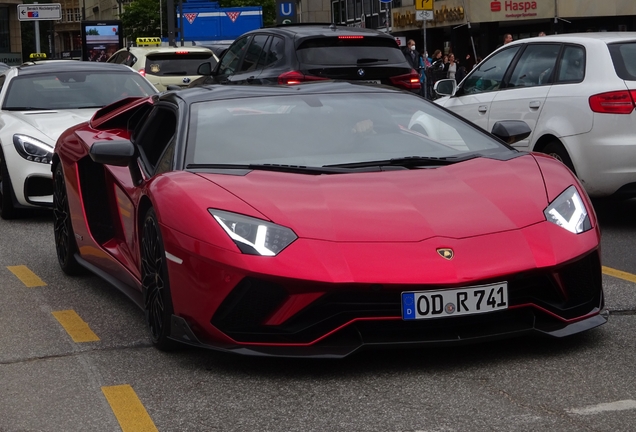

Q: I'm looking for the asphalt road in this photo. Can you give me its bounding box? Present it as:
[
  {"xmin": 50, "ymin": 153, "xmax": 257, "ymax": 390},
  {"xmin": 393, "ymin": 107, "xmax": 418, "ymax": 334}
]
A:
[{"xmin": 1, "ymin": 198, "xmax": 636, "ymax": 432}]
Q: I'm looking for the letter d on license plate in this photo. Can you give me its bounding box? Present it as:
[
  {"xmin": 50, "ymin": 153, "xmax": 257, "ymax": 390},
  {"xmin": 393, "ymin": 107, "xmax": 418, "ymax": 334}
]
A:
[{"xmin": 402, "ymin": 282, "xmax": 508, "ymax": 320}]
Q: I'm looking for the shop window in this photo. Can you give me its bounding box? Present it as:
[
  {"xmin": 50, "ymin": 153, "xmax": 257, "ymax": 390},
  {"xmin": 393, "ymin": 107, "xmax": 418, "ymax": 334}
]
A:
[{"xmin": 0, "ymin": 8, "xmax": 9, "ymax": 53}]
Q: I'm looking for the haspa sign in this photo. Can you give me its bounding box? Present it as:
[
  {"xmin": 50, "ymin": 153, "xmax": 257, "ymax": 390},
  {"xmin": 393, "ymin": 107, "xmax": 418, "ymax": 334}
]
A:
[{"xmin": 469, "ymin": 0, "xmax": 554, "ymax": 22}]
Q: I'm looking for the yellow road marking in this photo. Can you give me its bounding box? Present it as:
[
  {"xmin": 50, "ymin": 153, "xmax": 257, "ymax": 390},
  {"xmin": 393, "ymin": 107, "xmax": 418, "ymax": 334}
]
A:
[
  {"xmin": 7, "ymin": 265, "xmax": 46, "ymax": 287},
  {"xmin": 102, "ymin": 385, "xmax": 159, "ymax": 432},
  {"xmin": 602, "ymin": 266, "xmax": 636, "ymax": 284},
  {"xmin": 51, "ymin": 310, "xmax": 100, "ymax": 342}
]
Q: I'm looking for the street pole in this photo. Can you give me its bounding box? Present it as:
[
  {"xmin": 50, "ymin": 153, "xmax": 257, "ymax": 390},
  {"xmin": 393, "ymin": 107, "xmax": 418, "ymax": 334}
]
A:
[
  {"xmin": 160, "ymin": 0, "xmax": 163, "ymax": 38},
  {"xmin": 34, "ymin": 2, "xmax": 40, "ymax": 53}
]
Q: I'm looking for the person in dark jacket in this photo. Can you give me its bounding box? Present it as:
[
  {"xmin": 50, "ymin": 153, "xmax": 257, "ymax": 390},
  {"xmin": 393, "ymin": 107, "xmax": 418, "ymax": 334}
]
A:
[{"xmin": 403, "ymin": 39, "xmax": 421, "ymax": 70}]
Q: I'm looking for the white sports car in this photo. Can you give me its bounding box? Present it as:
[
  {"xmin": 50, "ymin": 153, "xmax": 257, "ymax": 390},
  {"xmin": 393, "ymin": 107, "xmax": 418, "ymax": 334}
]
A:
[{"xmin": 0, "ymin": 61, "xmax": 157, "ymax": 219}]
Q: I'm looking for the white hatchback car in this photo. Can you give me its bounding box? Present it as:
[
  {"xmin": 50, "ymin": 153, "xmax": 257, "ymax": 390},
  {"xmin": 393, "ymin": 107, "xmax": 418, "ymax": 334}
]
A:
[
  {"xmin": 107, "ymin": 39, "xmax": 218, "ymax": 91},
  {"xmin": 0, "ymin": 61, "xmax": 157, "ymax": 219},
  {"xmin": 433, "ymin": 32, "xmax": 636, "ymax": 198}
]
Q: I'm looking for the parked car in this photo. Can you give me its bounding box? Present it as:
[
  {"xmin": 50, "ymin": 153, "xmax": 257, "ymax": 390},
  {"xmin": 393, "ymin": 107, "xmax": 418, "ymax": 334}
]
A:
[
  {"xmin": 107, "ymin": 38, "xmax": 218, "ymax": 91},
  {"xmin": 52, "ymin": 81, "xmax": 604, "ymax": 357},
  {"xmin": 189, "ymin": 23, "xmax": 420, "ymax": 92},
  {"xmin": 192, "ymin": 40, "xmax": 234, "ymax": 58},
  {"xmin": 433, "ymin": 32, "xmax": 636, "ymax": 198},
  {"xmin": 0, "ymin": 61, "xmax": 157, "ymax": 219}
]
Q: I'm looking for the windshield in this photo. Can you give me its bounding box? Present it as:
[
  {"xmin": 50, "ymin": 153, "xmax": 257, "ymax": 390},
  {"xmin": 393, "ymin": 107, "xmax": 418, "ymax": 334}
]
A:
[
  {"xmin": 296, "ymin": 37, "xmax": 406, "ymax": 66},
  {"xmin": 186, "ymin": 92, "xmax": 513, "ymax": 168},
  {"xmin": 145, "ymin": 53, "xmax": 216, "ymax": 76},
  {"xmin": 3, "ymin": 71, "xmax": 156, "ymax": 111}
]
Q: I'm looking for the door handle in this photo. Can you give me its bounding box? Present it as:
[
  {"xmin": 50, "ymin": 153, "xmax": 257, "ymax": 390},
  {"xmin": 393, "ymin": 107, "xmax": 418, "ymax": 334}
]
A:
[
  {"xmin": 478, "ymin": 105, "xmax": 488, "ymax": 113},
  {"xmin": 529, "ymin": 100, "xmax": 541, "ymax": 109},
  {"xmin": 246, "ymin": 76, "xmax": 255, "ymax": 84}
]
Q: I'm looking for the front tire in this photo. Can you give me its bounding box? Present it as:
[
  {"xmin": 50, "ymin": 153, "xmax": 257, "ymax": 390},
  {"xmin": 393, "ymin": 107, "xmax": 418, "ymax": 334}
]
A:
[
  {"xmin": 0, "ymin": 150, "xmax": 19, "ymax": 220},
  {"xmin": 543, "ymin": 141, "xmax": 576, "ymax": 174},
  {"xmin": 53, "ymin": 163, "xmax": 85, "ymax": 275},
  {"xmin": 141, "ymin": 207, "xmax": 178, "ymax": 351}
]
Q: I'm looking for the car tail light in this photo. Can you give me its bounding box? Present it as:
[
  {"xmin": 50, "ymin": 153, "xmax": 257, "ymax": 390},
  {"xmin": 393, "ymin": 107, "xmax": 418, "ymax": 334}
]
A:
[
  {"xmin": 389, "ymin": 70, "xmax": 421, "ymax": 90},
  {"xmin": 589, "ymin": 90, "xmax": 636, "ymax": 114},
  {"xmin": 175, "ymin": 51, "xmax": 189, "ymax": 54},
  {"xmin": 338, "ymin": 36, "xmax": 364, "ymax": 39},
  {"xmin": 278, "ymin": 70, "xmax": 330, "ymax": 85},
  {"xmin": 138, "ymin": 68, "xmax": 146, "ymax": 77}
]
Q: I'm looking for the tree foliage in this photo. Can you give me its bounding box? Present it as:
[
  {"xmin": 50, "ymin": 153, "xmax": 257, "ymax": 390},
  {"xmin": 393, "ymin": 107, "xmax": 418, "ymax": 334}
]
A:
[{"xmin": 120, "ymin": 0, "xmax": 165, "ymax": 41}]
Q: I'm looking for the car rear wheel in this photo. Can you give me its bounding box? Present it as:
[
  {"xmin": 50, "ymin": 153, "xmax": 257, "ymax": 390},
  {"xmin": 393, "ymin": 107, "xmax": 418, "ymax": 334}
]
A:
[
  {"xmin": 543, "ymin": 141, "xmax": 576, "ymax": 174},
  {"xmin": 53, "ymin": 163, "xmax": 85, "ymax": 275},
  {"xmin": 0, "ymin": 150, "xmax": 19, "ymax": 220},
  {"xmin": 141, "ymin": 207, "xmax": 178, "ymax": 351}
]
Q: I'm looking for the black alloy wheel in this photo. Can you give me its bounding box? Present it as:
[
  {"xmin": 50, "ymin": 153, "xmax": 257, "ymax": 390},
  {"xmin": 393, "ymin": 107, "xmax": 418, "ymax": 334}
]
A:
[
  {"xmin": 0, "ymin": 150, "xmax": 19, "ymax": 220},
  {"xmin": 543, "ymin": 141, "xmax": 576, "ymax": 174},
  {"xmin": 141, "ymin": 207, "xmax": 178, "ymax": 351},
  {"xmin": 53, "ymin": 163, "xmax": 85, "ymax": 275}
]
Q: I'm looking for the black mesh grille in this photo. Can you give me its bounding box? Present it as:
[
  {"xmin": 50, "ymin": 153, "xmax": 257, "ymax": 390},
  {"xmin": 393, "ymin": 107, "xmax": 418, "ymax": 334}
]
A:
[
  {"xmin": 211, "ymin": 278, "xmax": 287, "ymax": 332},
  {"xmin": 212, "ymin": 252, "xmax": 602, "ymax": 344},
  {"xmin": 24, "ymin": 175, "xmax": 53, "ymax": 199},
  {"xmin": 559, "ymin": 252, "xmax": 601, "ymax": 305}
]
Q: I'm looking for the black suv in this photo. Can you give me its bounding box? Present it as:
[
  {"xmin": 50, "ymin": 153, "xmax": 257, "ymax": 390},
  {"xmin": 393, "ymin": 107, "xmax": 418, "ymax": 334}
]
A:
[{"xmin": 190, "ymin": 24, "xmax": 420, "ymax": 92}]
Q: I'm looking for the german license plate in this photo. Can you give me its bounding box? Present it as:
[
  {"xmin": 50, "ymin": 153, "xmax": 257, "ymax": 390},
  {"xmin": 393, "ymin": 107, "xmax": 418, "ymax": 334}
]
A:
[
  {"xmin": 359, "ymin": 80, "xmax": 381, "ymax": 84},
  {"xmin": 402, "ymin": 282, "xmax": 508, "ymax": 320}
]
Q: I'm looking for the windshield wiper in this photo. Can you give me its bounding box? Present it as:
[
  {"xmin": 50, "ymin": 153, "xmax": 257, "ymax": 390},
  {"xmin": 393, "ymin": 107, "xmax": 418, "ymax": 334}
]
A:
[
  {"xmin": 357, "ymin": 58, "xmax": 389, "ymax": 64},
  {"xmin": 186, "ymin": 163, "xmax": 382, "ymax": 174},
  {"xmin": 325, "ymin": 155, "xmax": 475, "ymax": 169}
]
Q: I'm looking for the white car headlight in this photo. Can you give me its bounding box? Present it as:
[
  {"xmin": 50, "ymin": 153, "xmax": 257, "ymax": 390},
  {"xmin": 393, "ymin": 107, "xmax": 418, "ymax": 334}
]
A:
[
  {"xmin": 209, "ymin": 209, "xmax": 297, "ymax": 256},
  {"xmin": 544, "ymin": 185, "xmax": 591, "ymax": 234},
  {"xmin": 13, "ymin": 134, "xmax": 54, "ymax": 164}
]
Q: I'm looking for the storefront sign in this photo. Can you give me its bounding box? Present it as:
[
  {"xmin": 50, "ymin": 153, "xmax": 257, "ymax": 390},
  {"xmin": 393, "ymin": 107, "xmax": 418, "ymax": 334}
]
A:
[
  {"xmin": 393, "ymin": 4, "xmax": 464, "ymax": 30},
  {"xmin": 470, "ymin": 0, "xmax": 554, "ymax": 22}
]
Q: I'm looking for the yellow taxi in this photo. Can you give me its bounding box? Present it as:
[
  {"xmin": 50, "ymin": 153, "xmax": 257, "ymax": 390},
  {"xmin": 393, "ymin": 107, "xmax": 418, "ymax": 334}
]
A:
[{"xmin": 107, "ymin": 37, "xmax": 218, "ymax": 91}]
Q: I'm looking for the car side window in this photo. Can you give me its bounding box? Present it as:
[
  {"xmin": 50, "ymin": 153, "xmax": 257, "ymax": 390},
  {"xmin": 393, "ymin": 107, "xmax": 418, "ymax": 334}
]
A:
[
  {"xmin": 239, "ymin": 35, "xmax": 269, "ymax": 73},
  {"xmin": 262, "ymin": 36, "xmax": 285, "ymax": 68},
  {"xmin": 508, "ymin": 44, "xmax": 560, "ymax": 87},
  {"xmin": 556, "ymin": 45, "xmax": 585, "ymax": 83},
  {"xmin": 217, "ymin": 36, "xmax": 251, "ymax": 76},
  {"xmin": 461, "ymin": 46, "xmax": 520, "ymax": 95},
  {"xmin": 135, "ymin": 106, "xmax": 177, "ymax": 172}
]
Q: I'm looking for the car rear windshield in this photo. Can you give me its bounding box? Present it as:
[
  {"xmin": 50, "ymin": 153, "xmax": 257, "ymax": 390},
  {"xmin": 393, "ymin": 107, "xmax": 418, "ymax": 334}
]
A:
[
  {"xmin": 145, "ymin": 53, "xmax": 216, "ymax": 76},
  {"xmin": 186, "ymin": 92, "xmax": 510, "ymax": 168},
  {"xmin": 296, "ymin": 37, "xmax": 406, "ymax": 66},
  {"xmin": 3, "ymin": 71, "xmax": 156, "ymax": 111},
  {"xmin": 608, "ymin": 42, "xmax": 636, "ymax": 81}
]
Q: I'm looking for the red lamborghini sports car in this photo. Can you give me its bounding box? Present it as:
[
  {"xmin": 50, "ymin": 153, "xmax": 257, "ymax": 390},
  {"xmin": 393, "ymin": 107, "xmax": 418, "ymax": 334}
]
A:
[{"xmin": 52, "ymin": 82, "xmax": 606, "ymax": 357}]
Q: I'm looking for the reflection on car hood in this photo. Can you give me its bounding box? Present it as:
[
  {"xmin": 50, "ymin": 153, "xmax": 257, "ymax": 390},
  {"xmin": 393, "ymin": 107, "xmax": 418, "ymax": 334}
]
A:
[
  {"xmin": 8, "ymin": 109, "xmax": 96, "ymax": 142},
  {"xmin": 199, "ymin": 155, "xmax": 548, "ymax": 242}
]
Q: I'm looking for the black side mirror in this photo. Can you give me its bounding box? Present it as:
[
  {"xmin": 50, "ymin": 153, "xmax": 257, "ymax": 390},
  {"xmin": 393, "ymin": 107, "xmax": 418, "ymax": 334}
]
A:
[
  {"xmin": 491, "ymin": 120, "xmax": 532, "ymax": 145},
  {"xmin": 89, "ymin": 140, "xmax": 143, "ymax": 185},
  {"xmin": 197, "ymin": 62, "xmax": 212, "ymax": 76},
  {"xmin": 89, "ymin": 140, "xmax": 135, "ymax": 166}
]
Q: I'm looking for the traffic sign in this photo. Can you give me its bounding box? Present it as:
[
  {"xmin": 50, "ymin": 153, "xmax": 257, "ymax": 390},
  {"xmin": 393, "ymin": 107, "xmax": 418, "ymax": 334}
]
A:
[
  {"xmin": 415, "ymin": 0, "xmax": 433, "ymax": 11},
  {"xmin": 416, "ymin": 10, "xmax": 434, "ymax": 20},
  {"xmin": 18, "ymin": 4, "xmax": 62, "ymax": 21}
]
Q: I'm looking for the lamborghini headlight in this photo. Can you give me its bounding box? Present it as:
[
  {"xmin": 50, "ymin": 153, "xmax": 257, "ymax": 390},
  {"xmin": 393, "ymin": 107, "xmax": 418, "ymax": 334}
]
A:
[
  {"xmin": 13, "ymin": 134, "xmax": 54, "ymax": 164},
  {"xmin": 209, "ymin": 209, "xmax": 297, "ymax": 256},
  {"xmin": 544, "ymin": 185, "xmax": 591, "ymax": 234}
]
